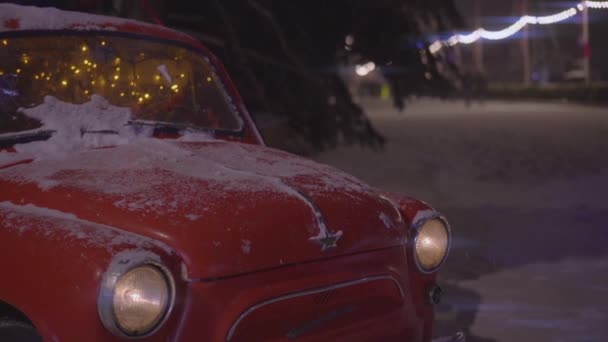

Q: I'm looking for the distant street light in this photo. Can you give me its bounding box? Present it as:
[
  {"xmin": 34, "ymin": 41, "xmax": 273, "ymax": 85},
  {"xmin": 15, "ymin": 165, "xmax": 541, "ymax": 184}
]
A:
[{"xmin": 355, "ymin": 62, "xmax": 376, "ymax": 77}]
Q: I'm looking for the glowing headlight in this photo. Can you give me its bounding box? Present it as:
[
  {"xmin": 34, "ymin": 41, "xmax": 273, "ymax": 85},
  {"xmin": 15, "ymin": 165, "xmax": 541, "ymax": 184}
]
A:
[
  {"xmin": 99, "ymin": 260, "xmax": 174, "ymax": 338},
  {"xmin": 112, "ymin": 265, "xmax": 171, "ymax": 336},
  {"xmin": 414, "ymin": 218, "xmax": 450, "ymax": 272}
]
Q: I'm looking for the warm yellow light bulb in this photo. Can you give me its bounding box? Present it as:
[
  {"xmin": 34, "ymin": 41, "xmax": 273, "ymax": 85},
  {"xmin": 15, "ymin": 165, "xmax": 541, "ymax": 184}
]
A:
[
  {"xmin": 84, "ymin": 90, "xmax": 89, "ymax": 95},
  {"xmin": 81, "ymin": 45, "xmax": 88, "ymax": 52},
  {"xmin": 180, "ymin": 73, "xmax": 185, "ymax": 78},
  {"xmin": 138, "ymin": 97, "xmax": 143, "ymax": 103},
  {"xmin": 2, "ymin": 39, "xmax": 7, "ymax": 46},
  {"xmin": 113, "ymin": 75, "xmax": 119, "ymax": 80},
  {"xmin": 206, "ymin": 77, "xmax": 212, "ymax": 82},
  {"xmin": 144, "ymin": 93, "xmax": 150, "ymax": 99},
  {"xmin": 70, "ymin": 65, "xmax": 75, "ymax": 70},
  {"xmin": 61, "ymin": 80, "xmax": 68, "ymax": 86},
  {"xmin": 171, "ymin": 84, "xmax": 178, "ymax": 90},
  {"xmin": 91, "ymin": 80, "xmax": 96, "ymax": 85},
  {"xmin": 120, "ymin": 92, "xmax": 125, "ymax": 97},
  {"xmin": 84, "ymin": 59, "xmax": 89, "ymax": 65},
  {"xmin": 74, "ymin": 69, "xmax": 81, "ymax": 74},
  {"xmin": 111, "ymin": 83, "xmax": 115, "ymax": 88},
  {"xmin": 16, "ymin": 69, "xmax": 21, "ymax": 74},
  {"xmin": 101, "ymin": 41, "xmax": 107, "ymax": 46}
]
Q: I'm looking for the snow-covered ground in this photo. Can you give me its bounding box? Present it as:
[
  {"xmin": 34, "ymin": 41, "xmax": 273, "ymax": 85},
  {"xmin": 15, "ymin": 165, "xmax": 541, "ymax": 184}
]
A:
[{"xmin": 316, "ymin": 98, "xmax": 608, "ymax": 342}]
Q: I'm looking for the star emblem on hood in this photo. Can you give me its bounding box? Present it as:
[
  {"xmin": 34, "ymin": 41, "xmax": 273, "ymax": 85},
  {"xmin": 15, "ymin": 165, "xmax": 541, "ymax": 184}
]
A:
[{"xmin": 310, "ymin": 230, "xmax": 343, "ymax": 252}]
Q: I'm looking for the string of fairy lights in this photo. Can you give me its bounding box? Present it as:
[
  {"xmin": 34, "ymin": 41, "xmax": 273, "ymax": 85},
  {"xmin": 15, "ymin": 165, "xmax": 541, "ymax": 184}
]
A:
[
  {"xmin": 429, "ymin": 1, "xmax": 608, "ymax": 54},
  {"xmin": 0, "ymin": 37, "xmax": 191, "ymax": 107}
]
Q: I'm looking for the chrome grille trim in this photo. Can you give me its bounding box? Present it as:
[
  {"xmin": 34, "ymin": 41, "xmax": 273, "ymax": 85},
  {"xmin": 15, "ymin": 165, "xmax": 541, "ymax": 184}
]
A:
[{"xmin": 226, "ymin": 274, "xmax": 405, "ymax": 341}]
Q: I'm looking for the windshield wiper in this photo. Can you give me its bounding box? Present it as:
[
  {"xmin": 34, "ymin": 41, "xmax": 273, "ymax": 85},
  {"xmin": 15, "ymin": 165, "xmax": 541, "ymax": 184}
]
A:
[
  {"xmin": 126, "ymin": 120, "xmax": 214, "ymax": 135},
  {"xmin": 0, "ymin": 130, "xmax": 55, "ymax": 148},
  {"xmin": 80, "ymin": 128, "xmax": 119, "ymax": 137}
]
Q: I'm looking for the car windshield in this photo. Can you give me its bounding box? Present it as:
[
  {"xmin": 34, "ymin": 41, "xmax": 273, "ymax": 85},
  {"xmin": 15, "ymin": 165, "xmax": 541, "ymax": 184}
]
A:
[{"xmin": 0, "ymin": 33, "xmax": 242, "ymax": 135}]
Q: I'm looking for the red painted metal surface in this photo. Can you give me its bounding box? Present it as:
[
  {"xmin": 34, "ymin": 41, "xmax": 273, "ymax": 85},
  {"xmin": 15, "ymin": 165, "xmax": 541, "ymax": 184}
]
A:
[
  {"xmin": 0, "ymin": 5, "xmax": 443, "ymax": 341},
  {"xmin": 174, "ymin": 247, "xmax": 431, "ymax": 342},
  {"xmin": 0, "ymin": 205, "xmax": 184, "ymax": 341},
  {"xmin": 0, "ymin": 141, "xmax": 407, "ymax": 279}
]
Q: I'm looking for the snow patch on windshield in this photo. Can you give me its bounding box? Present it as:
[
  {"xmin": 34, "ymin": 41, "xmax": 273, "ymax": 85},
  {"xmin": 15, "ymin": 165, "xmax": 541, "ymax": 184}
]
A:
[
  {"xmin": 177, "ymin": 131, "xmax": 215, "ymax": 142},
  {"xmin": 12, "ymin": 95, "xmax": 138, "ymax": 161},
  {"xmin": 0, "ymin": 201, "xmax": 172, "ymax": 254}
]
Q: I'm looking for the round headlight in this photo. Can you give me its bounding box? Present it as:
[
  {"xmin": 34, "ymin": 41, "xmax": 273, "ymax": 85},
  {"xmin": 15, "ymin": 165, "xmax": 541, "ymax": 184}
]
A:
[
  {"xmin": 414, "ymin": 218, "xmax": 450, "ymax": 272},
  {"xmin": 112, "ymin": 265, "xmax": 171, "ymax": 336}
]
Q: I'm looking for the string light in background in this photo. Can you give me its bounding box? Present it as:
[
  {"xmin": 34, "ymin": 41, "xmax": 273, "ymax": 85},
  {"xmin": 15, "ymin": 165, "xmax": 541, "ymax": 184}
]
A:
[
  {"xmin": 430, "ymin": 1, "xmax": 608, "ymax": 54},
  {"xmin": 587, "ymin": 1, "xmax": 608, "ymax": 8}
]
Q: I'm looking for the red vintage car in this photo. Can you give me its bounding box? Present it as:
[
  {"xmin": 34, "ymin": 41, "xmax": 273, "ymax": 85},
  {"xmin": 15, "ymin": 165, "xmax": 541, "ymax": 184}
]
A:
[{"xmin": 0, "ymin": 4, "xmax": 460, "ymax": 342}]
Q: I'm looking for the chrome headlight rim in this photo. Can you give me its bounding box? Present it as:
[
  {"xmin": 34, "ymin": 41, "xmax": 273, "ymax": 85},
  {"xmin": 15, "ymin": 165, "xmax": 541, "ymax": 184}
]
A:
[
  {"xmin": 98, "ymin": 251, "xmax": 175, "ymax": 339},
  {"xmin": 410, "ymin": 213, "xmax": 452, "ymax": 274}
]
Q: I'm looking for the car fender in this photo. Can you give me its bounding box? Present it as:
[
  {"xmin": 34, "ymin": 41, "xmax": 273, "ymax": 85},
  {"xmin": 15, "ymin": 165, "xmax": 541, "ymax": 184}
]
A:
[
  {"xmin": 0, "ymin": 201, "xmax": 179, "ymax": 341},
  {"xmin": 380, "ymin": 192, "xmax": 445, "ymax": 341}
]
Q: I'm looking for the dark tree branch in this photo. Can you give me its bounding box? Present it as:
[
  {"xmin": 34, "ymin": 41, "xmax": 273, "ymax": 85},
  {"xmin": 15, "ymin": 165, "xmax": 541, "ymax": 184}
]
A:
[
  {"xmin": 74, "ymin": 0, "xmax": 461, "ymax": 154},
  {"xmin": 245, "ymin": 0, "xmax": 309, "ymax": 71},
  {"xmin": 211, "ymin": 0, "xmax": 272, "ymax": 111}
]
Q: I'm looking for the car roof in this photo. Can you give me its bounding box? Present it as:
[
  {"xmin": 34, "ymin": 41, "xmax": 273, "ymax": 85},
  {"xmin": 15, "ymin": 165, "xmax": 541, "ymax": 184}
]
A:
[{"xmin": 0, "ymin": 3, "xmax": 201, "ymax": 48}]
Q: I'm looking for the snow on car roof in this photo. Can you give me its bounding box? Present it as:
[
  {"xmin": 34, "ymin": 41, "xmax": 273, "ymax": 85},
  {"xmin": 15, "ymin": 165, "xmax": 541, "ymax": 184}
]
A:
[{"xmin": 0, "ymin": 3, "xmax": 192, "ymax": 42}]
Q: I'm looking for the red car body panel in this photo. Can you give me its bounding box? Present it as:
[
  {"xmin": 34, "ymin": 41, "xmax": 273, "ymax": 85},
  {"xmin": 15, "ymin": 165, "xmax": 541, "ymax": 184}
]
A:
[
  {"xmin": 0, "ymin": 141, "xmax": 407, "ymax": 279},
  {"xmin": 0, "ymin": 202, "xmax": 184, "ymax": 341},
  {"xmin": 0, "ymin": 4, "xmax": 446, "ymax": 341},
  {"xmin": 176, "ymin": 247, "xmax": 433, "ymax": 342}
]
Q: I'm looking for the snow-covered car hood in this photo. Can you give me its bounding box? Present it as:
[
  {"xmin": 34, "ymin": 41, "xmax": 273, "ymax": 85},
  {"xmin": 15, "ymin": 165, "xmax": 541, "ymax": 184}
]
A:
[{"xmin": 0, "ymin": 139, "xmax": 406, "ymax": 279}]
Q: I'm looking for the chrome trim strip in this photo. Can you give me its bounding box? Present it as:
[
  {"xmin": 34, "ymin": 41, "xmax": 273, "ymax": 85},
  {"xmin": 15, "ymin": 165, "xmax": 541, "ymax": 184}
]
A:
[
  {"xmin": 293, "ymin": 188, "xmax": 328, "ymax": 233},
  {"xmin": 206, "ymin": 162, "xmax": 333, "ymax": 251},
  {"xmin": 293, "ymin": 188, "xmax": 343, "ymax": 251},
  {"xmin": 226, "ymin": 275, "xmax": 405, "ymax": 341},
  {"xmin": 378, "ymin": 194, "xmax": 405, "ymax": 226}
]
